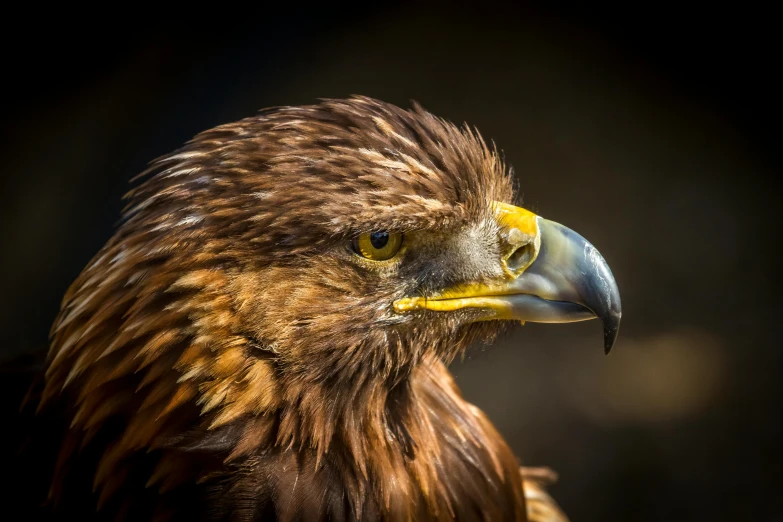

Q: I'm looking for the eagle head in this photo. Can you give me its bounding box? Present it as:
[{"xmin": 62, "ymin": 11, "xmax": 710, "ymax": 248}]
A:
[{"xmin": 38, "ymin": 96, "xmax": 621, "ymax": 520}]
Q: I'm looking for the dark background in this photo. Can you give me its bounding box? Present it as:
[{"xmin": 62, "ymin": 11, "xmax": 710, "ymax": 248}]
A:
[{"xmin": 1, "ymin": 5, "xmax": 780, "ymax": 521}]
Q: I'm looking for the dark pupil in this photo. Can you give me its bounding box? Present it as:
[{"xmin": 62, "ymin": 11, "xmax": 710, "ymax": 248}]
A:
[{"xmin": 370, "ymin": 231, "xmax": 389, "ymax": 249}]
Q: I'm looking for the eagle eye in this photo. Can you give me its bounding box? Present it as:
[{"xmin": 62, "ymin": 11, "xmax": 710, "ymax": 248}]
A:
[{"xmin": 353, "ymin": 231, "xmax": 403, "ymax": 261}]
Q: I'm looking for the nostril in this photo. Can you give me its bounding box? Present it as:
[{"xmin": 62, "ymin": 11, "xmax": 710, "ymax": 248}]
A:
[{"xmin": 505, "ymin": 242, "xmax": 534, "ymax": 273}]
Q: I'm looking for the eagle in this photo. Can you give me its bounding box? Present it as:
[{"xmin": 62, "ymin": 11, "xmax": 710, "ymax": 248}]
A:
[{"xmin": 12, "ymin": 96, "xmax": 621, "ymax": 521}]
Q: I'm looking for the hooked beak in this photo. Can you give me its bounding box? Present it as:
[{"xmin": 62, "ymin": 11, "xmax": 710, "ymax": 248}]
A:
[{"xmin": 394, "ymin": 202, "xmax": 622, "ymax": 354}]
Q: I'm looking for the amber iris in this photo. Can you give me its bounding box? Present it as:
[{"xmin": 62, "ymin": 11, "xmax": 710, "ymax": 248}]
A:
[{"xmin": 353, "ymin": 231, "xmax": 403, "ymax": 261}]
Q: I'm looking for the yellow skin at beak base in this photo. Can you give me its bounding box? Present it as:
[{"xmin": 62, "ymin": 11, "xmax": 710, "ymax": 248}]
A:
[
  {"xmin": 393, "ymin": 292, "xmax": 523, "ymax": 321},
  {"xmin": 392, "ymin": 201, "xmax": 622, "ymax": 352},
  {"xmin": 393, "ymin": 202, "xmax": 542, "ymax": 319}
]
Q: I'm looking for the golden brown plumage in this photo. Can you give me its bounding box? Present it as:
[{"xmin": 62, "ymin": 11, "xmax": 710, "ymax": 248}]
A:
[{"xmin": 16, "ymin": 96, "xmax": 620, "ymax": 521}]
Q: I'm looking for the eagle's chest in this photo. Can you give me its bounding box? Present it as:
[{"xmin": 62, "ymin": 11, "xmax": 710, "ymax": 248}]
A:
[{"xmin": 208, "ymin": 389, "xmax": 526, "ymax": 522}]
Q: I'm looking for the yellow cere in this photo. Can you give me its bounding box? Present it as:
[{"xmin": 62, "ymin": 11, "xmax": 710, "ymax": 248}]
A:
[
  {"xmin": 393, "ymin": 202, "xmax": 543, "ymax": 315},
  {"xmin": 491, "ymin": 202, "xmax": 541, "ymax": 277},
  {"xmin": 491, "ymin": 202, "xmax": 539, "ymax": 237}
]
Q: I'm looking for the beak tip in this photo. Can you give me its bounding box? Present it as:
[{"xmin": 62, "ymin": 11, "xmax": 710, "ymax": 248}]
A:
[{"xmin": 602, "ymin": 312, "xmax": 621, "ymax": 355}]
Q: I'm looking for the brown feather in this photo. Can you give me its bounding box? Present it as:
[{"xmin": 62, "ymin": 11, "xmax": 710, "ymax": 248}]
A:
[{"xmin": 28, "ymin": 96, "xmax": 568, "ymax": 521}]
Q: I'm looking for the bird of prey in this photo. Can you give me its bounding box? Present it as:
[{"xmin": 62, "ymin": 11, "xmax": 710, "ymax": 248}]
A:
[{"xmin": 12, "ymin": 96, "xmax": 621, "ymax": 521}]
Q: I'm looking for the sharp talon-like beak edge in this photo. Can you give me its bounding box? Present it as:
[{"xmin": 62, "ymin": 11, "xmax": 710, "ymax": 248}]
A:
[{"xmin": 394, "ymin": 202, "xmax": 622, "ymax": 354}]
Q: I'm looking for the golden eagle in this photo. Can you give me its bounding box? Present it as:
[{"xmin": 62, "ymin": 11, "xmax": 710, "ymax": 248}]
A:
[{"xmin": 14, "ymin": 96, "xmax": 621, "ymax": 521}]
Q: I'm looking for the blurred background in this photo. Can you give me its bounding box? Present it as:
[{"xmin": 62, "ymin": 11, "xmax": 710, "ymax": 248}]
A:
[{"xmin": 1, "ymin": 5, "xmax": 780, "ymax": 521}]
